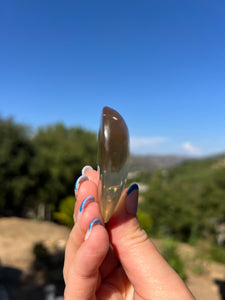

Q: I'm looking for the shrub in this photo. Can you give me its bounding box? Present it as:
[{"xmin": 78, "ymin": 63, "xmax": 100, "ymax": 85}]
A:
[
  {"xmin": 210, "ymin": 244, "xmax": 225, "ymax": 264},
  {"xmin": 137, "ymin": 209, "xmax": 152, "ymax": 235},
  {"xmin": 162, "ymin": 238, "xmax": 187, "ymax": 281},
  {"xmin": 33, "ymin": 242, "xmax": 51, "ymax": 268},
  {"xmin": 54, "ymin": 196, "xmax": 75, "ymax": 228}
]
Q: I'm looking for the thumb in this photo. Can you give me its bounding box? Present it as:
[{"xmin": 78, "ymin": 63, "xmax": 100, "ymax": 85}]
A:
[{"xmin": 107, "ymin": 184, "xmax": 193, "ymax": 300}]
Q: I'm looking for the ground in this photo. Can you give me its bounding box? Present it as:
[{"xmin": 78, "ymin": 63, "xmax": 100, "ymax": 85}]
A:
[{"xmin": 0, "ymin": 217, "xmax": 225, "ymax": 299}]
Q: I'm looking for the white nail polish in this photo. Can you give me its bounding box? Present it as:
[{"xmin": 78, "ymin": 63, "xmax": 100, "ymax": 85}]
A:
[
  {"xmin": 81, "ymin": 165, "xmax": 93, "ymax": 175},
  {"xmin": 74, "ymin": 175, "xmax": 88, "ymax": 197}
]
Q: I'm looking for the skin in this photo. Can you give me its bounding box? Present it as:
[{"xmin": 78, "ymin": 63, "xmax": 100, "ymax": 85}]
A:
[{"xmin": 64, "ymin": 168, "xmax": 195, "ymax": 300}]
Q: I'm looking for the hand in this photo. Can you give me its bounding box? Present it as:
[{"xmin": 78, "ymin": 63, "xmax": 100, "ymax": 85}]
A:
[{"xmin": 63, "ymin": 166, "xmax": 195, "ymax": 299}]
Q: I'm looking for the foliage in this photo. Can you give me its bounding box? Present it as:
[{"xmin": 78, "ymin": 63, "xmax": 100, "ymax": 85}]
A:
[
  {"xmin": 137, "ymin": 209, "xmax": 152, "ymax": 235},
  {"xmin": 192, "ymin": 259, "xmax": 205, "ymax": 275},
  {"xmin": 162, "ymin": 238, "xmax": 187, "ymax": 281},
  {"xmin": 0, "ymin": 118, "xmax": 40, "ymax": 215},
  {"xmin": 141, "ymin": 156, "xmax": 225, "ymax": 242},
  {"xmin": 33, "ymin": 241, "xmax": 64, "ymax": 284},
  {"xmin": 54, "ymin": 196, "xmax": 75, "ymax": 228},
  {"xmin": 33, "ymin": 123, "xmax": 97, "ymax": 207},
  {"xmin": 126, "ymin": 170, "xmax": 152, "ymax": 186},
  {"xmin": 33, "ymin": 242, "xmax": 50, "ymax": 267},
  {"xmin": 192, "ymin": 264, "xmax": 204, "ymax": 275},
  {"xmin": 0, "ymin": 117, "xmax": 97, "ymax": 216},
  {"xmin": 209, "ymin": 244, "xmax": 225, "ymax": 264},
  {"xmin": 195, "ymin": 240, "xmax": 225, "ymax": 265}
]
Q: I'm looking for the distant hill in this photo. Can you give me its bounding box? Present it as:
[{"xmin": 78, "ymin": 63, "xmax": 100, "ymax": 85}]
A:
[
  {"xmin": 129, "ymin": 154, "xmax": 189, "ymax": 172},
  {"xmin": 129, "ymin": 153, "xmax": 225, "ymax": 172}
]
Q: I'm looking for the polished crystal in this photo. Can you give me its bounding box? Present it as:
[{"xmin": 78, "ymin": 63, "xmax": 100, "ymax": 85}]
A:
[{"xmin": 98, "ymin": 106, "xmax": 129, "ymax": 222}]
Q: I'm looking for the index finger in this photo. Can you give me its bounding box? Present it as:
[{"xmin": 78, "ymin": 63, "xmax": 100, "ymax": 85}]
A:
[{"xmin": 74, "ymin": 168, "xmax": 99, "ymax": 222}]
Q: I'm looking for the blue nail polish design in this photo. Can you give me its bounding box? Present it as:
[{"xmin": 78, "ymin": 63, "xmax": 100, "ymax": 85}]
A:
[
  {"xmin": 74, "ymin": 179, "xmax": 78, "ymax": 190},
  {"xmin": 85, "ymin": 218, "xmax": 101, "ymax": 240},
  {"xmin": 79, "ymin": 195, "xmax": 95, "ymax": 212},
  {"xmin": 74, "ymin": 175, "xmax": 88, "ymax": 191},
  {"xmin": 127, "ymin": 183, "xmax": 138, "ymax": 196},
  {"xmin": 88, "ymin": 218, "xmax": 101, "ymax": 231}
]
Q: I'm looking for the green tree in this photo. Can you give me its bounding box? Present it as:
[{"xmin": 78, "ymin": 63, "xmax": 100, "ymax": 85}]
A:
[
  {"xmin": 0, "ymin": 118, "xmax": 97, "ymax": 216},
  {"xmin": 33, "ymin": 123, "xmax": 97, "ymax": 208},
  {"xmin": 0, "ymin": 118, "xmax": 37, "ymax": 215}
]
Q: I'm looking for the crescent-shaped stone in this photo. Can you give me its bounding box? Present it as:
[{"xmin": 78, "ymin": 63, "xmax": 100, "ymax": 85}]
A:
[{"xmin": 98, "ymin": 106, "xmax": 129, "ymax": 222}]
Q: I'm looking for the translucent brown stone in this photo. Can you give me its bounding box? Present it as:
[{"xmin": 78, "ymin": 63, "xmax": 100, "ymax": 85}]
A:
[{"xmin": 98, "ymin": 106, "xmax": 129, "ymax": 222}]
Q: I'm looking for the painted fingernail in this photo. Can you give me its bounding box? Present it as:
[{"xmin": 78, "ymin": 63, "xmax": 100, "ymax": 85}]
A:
[
  {"xmin": 81, "ymin": 165, "xmax": 93, "ymax": 175},
  {"xmin": 74, "ymin": 175, "xmax": 88, "ymax": 196},
  {"xmin": 84, "ymin": 218, "xmax": 101, "ymax": 241},
  {"xmin": 126, "ymin": 184, "xmax": 139, "ymax": 215},
  {"xmin": 77, "ymin": 195, "xmax": 95, "ymax": 221}
]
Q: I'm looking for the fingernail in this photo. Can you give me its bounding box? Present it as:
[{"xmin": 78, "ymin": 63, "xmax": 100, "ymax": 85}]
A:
[
  {"xmin": 126, "ymin": 184, "xmax": 139, "ymax": 215},
  {"xmin": 74, "ymin": 175, "xmax": 88, "ymax": 196},
  {"xmin": 81, "ymin": 165, "xmax": 93, "ymax": 175},
  {"xmin": 84, "ymin": 218, "xmax": 101, "ymax": 241},
  {"xmin": 77, "ymin": 195, "xmax": 95, "ymax": 221}
]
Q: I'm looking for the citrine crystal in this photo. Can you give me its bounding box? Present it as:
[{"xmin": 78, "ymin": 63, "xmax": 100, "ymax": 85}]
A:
[{"xmin": 98, "ymin": 106, "xmax": 129, "ymax": 222}]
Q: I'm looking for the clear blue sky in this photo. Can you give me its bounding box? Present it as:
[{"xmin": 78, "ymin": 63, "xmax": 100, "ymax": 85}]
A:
[{"xmin": 1, "ymin": 0, "xmax": 225, "ymax": 156}]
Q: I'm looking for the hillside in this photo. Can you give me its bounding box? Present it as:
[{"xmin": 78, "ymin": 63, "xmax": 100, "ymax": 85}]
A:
[
  {"xmin": 0, "ymin": 218, "xmax": 225, "ymax": 300},
  {"xmin": 129, "ymin": 154, "xmax": 190, "ymax": 172},
  {"xmin": 139, "ymin": 153, "xmax": 225, "ymax": 243},
  {"xmin": 129, "ymin": 152, "xmax": 225, "ymax": 172}
]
